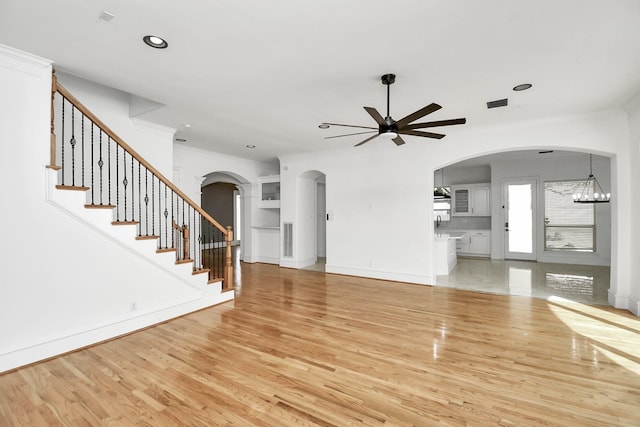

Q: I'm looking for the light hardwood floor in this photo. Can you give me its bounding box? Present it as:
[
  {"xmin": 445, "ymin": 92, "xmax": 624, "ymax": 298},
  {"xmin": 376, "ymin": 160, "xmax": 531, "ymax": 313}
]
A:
[{"xmin": 1, "ymin": 261, "xmax": 639, "ymax": 426}]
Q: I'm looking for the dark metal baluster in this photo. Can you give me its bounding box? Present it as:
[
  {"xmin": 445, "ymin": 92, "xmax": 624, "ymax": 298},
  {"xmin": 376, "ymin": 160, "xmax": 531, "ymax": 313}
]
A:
[
  {"xmin": 122, "ymin": 151, "xmax": 128, "ymax": 221},
  {"xmin": 138, "ymin": 162, "xmax": 142, "ymax": 235},
  {"xmin": 131, "ymin": 153, "xmax": 135, "ymax": 222},
  {"xmin": 61, "ymin": 98, "xmax": 65, "ymax": 185},
  {"xmin": 107, "ymin": 136, "xmax": 112, "ymax": 206},
  {"xmin": 163, "ymin": 184, "xmax": 169, "ymax": 249},
  {"xmin": 70, "ymin": 105, "xmax": 76, "ymax": 186},
  {"xmin": 193, "ymin": 207, "xmax": 197, "ymax": 266},
  {"xmin": 158, "ymin": 176, "xmax": 162, "ymax": 241},
  {"xmin": 81, "ymin": 114, "xmax": 85, "ymax": 187},
  {"xmin": 171, "ymin": 190, "xmax": 175, "ymax": 248},
  {"xmin": 98, "ymin": 131, "xmax": 104, "ymax": 205},
  {"xmin": 144, "ymin": 168, "xmax": 149, "ymax": 236},
  {"xmin": 90, "ymin": 124, "xmax": 95, "ymax": 204},
  {"xmin": 115, "ymin": 143, "xmax": 119, "ymax": 220},
  {"xmin": 151, "ymin": 175, "xmax": 156, "ymax": 237}
]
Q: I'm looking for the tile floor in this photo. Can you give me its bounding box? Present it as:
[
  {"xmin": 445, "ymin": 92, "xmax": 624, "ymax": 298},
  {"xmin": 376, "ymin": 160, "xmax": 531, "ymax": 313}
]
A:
[
  {"xmin": 303, "ymin": 256, "xmax": 611, "ymax": 306},
  {"xmin": 436, "ymin": 257, "xmax": 611, "ymax": 305}
]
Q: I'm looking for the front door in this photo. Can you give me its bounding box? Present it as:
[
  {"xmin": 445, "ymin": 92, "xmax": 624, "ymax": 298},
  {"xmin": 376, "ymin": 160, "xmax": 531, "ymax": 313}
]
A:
[{"xmin": 504, "ymin": 179, "xmax": 537, "ymax": 260}]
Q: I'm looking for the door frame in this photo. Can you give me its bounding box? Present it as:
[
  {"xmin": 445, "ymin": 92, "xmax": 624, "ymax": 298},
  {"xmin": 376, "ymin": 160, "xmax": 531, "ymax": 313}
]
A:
[{"xmin": 502, "ymin": 178, "xmax": 538, "ymax": 261}]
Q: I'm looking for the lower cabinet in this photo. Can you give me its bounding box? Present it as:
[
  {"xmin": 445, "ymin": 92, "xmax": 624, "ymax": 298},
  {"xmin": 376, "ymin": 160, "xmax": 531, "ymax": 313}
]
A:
[{"xmin": 455, "ymin": 230, "xmax": 490, "ymax": 257}]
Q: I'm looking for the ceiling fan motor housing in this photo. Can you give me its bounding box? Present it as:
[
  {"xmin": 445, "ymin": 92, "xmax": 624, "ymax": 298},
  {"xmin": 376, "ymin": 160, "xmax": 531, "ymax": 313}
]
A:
[{"xmin": 381, "ymin": 74, "xmax": 396, "ymax": 85}]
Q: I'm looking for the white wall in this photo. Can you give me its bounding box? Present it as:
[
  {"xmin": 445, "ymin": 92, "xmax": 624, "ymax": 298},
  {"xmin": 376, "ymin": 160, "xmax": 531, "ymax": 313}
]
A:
[
  {"xmin": 279, "ymin": 109, "xmax": 636, "ymax": 314},
  {"xmin": 55, "ymin": 71, "xmax": 175, "ymax": 178},
  {"xmin": 0, "ymin": 46, "xmax": 231, "ymax": 373},
  {"xmin": 624, "ymin": 92, "xmax": 640, "ymax": 315}
]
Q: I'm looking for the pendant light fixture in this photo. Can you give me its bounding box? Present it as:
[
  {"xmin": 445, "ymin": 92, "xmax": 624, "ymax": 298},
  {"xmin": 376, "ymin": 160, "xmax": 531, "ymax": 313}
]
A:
[{"xmin": 573, "ymin": 154, "xmax": 610, "ymax": 203}]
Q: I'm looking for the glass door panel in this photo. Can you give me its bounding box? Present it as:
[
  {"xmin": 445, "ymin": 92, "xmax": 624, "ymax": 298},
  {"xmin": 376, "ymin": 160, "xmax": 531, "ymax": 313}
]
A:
[{"xmin": 505, "ymin": 180, "xmax": 536, "ymax": 260}]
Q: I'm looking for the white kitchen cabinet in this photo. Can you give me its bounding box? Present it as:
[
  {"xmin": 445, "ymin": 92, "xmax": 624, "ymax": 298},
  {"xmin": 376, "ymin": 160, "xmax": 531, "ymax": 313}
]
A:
[
  {"xmin": 454, "ymin": 230, "xmax": 491, "ymax": 257},
  {"xmin": 258, "ymin": 175, "xmax": 280, "ymax": 208},
  {"xmin": 452, "ymin": 184, "xmax": 490, "ymax": 216}
]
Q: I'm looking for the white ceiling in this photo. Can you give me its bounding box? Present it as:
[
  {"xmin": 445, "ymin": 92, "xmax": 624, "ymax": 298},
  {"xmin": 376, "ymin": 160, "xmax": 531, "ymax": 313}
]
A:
[{"xmin": 2, "ymin": 0, "xmax": 640, "ymax": 162}]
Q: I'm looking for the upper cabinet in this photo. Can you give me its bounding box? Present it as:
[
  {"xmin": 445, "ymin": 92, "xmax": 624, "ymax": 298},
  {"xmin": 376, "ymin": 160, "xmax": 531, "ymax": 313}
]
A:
[
  {"xmin": 452, "ymin": 183, "xmax": 491, "ymax": 216},
  {"xmin": 259, "ymin": 175, "xmax": 280, "ymax": 208}
]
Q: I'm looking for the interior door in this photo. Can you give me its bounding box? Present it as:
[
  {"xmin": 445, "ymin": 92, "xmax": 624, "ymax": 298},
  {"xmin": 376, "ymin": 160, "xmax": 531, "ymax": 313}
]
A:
[{"xmin": 504, "ymin": 179, "xmax": 537, "ymax": 260}]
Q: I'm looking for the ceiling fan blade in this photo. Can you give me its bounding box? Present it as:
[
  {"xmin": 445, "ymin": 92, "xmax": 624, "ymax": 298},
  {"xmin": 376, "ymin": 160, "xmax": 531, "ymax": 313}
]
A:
[
  {"xmin": 395, "ymin": 103, "xmax": 442, "ymax": 128},
  {"xmin": 392, "ymin": 135, "xmax": 406, "ymax": 146},
  {"xmin": 398, "ymin": 129, "xmax": 446, "ymax": 139},
  {"xmin": 404, "ymin": 118, "xmax": 466, "ymax": 130},
  {"xmin": 324, "ymin": 130, "xmax": 378, "ymax": 139},
  {"xmin": 363, "ymin": 107, "xmax": 386, "ymax": 126},
  {"xmin": 354, "ymin": 134, "xmax": 380, "ymax": 147},
  {"xmin": 321, "ymin": 122, "xmax": 377, "ymax": 130}
]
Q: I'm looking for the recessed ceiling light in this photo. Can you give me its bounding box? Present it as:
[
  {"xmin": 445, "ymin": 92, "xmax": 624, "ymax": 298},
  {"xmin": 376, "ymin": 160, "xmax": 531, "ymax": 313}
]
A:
[
  {"xmin": 246, "ymin": 145, "xmax": 256, "ymax": 149},
  {"xmin": 143, "ymin": 35, "xmax": 168, "ymax": 49},
  {"xmin": 513, "ymin": 83, "xmax": 532, "ymax": 91},
  {"xmin": 318, "ymin": 124, "xmax": 330, "ymax": 129},
  {"xmin": 183, "ymin": 123, "xmax": 191, "ymax": 128}
]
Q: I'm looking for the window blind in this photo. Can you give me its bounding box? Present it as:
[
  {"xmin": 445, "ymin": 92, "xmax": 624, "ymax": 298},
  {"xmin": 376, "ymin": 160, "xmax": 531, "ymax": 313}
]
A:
[{"xmin": 544, "ymin": 181, "xmax": 595, "ymax": 252}]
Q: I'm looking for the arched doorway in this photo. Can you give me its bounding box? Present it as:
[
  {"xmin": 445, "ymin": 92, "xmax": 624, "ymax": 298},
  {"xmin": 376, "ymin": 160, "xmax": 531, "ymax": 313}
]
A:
[
  {"xmin": 432, "ymin": 149, "xmax": 613, "ymax": 305},
  {"xmin": 201, "ymin": 171, "xmax": 250, "ymax": 264}
]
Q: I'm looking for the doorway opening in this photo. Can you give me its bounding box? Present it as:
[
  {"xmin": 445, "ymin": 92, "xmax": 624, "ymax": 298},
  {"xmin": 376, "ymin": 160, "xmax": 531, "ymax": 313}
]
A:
[{"xmin": 298, "ymin": 170, "xmax": 327, "ymax": 271}]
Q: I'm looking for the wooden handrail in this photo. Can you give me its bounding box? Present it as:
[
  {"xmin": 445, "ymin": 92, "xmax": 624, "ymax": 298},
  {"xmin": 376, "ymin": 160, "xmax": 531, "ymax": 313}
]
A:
[
  {"xmin": 52, "ymin": 80, "xmax": 229, "ymax": 238},
  {"xmin": 50, "ymin": 72, "xmax": 234, "ymax": 288}
]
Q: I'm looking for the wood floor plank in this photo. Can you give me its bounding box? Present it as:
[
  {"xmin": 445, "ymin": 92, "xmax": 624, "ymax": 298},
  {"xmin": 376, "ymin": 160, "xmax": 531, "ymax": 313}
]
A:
[{"xmin": 1, "ymin": 262, "xmax": 640, "ymax": 426}]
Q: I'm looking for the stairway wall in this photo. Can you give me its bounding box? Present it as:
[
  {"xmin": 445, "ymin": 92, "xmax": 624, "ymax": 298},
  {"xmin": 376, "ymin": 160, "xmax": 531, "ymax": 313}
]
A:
[{"xmin": 0, "ymin": 44, "xmax": 232, "ymax": 373}]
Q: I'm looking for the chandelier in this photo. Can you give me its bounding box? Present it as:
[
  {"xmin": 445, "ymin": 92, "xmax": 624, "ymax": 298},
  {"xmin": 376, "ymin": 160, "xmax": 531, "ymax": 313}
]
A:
[{"xmin": 573, "ymin": 154, "xmax": 610, "ymax": 203}]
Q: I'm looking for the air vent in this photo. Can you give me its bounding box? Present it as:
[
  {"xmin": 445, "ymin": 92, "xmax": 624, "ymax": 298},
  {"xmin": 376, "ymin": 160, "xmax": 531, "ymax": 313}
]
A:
[
  {"xmin": 283, "ymin": 223, "xmax": 293, "ymax": 257},
  {"xmin": 487, "ymin": 98, "xmax": 508, "ymax": 109}
]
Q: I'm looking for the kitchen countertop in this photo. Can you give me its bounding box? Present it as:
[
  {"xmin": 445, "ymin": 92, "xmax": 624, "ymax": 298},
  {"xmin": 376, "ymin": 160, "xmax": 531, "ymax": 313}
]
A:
[{"xmin": 434, "ymin": 231, "xmax": 467, "ymax": 241}]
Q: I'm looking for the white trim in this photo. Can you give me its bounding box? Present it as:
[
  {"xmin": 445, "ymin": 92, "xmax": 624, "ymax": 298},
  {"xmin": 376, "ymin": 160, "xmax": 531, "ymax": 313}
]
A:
[
  {"xmin": 0, "ymin": 43, "xmax": 52, "ymax": 76},
  {"xmin": 608, "ymin": 289, "xmax": 630, "ymax": 311},
  {"xmin": 325, "ymin": 264, "xmax": 431, "ymax": 285}
]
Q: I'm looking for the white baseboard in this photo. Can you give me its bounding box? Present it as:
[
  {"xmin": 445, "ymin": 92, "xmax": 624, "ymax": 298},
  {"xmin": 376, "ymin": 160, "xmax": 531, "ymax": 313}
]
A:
[
  {"xmin": 0, "ymin": 292, "xmax": 233, "ymax": 373},
  {"xmin": 244, "ymin": 255, "xmax": 279, "ymax": 264},
  {"xmin": 325, "ymin": 264, "xmax": 431, "ymax": 285}
]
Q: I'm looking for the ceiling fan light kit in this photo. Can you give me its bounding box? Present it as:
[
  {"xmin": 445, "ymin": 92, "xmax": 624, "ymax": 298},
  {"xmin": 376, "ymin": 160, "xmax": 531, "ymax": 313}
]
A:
[{"xmin": 322, "ymin": 73, "xmax": 466, "ymax": 147}]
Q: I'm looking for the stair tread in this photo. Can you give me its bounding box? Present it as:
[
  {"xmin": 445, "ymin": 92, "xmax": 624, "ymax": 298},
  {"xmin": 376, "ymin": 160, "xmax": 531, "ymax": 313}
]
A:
[
  {"xmin": 85, "ymin": 204, "xmax": 116, "ymax": 209},
  {"xmin": 136, "ymin": 235, "xmax": 159, "ymax": 240},
  {"xmin": 57, "ymin": 184, "xmax": 89, "ymax": 191},
  {"xmin": 156, "ymin": 248, "xmax": 177, "ymax": 253}
]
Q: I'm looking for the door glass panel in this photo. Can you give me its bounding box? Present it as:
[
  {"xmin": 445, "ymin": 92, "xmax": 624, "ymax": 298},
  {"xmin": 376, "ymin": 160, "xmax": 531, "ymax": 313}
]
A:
[{"xmin": 507, "ymin": 184, "xmax": 533, "ymax": 254}]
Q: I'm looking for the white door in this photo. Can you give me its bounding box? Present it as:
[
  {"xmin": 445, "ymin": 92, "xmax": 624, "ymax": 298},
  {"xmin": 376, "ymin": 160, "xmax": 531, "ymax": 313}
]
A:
[{"xmin": 504, "ymin": 179, "xmax": 536, "ymax": 260}]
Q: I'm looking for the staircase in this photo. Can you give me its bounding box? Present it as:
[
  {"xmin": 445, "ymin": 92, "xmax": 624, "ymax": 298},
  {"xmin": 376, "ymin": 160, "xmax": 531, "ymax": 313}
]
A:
[{"xmin": 47, "ymin": 72, "xmax": 234, "ymax": 294}]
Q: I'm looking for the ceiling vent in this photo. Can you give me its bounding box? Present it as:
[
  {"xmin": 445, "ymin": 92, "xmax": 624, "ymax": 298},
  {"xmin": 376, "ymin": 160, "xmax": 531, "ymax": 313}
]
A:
[{"xmin": 487, "ymin": 98, "xmax": 508, "ymax": 109}]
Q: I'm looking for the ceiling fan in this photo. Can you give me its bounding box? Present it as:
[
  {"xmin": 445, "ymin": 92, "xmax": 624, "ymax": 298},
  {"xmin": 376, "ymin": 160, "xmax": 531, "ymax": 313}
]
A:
[{"xmin": 321, "ymin": 74, "xmax": 466, "ymax": 147}]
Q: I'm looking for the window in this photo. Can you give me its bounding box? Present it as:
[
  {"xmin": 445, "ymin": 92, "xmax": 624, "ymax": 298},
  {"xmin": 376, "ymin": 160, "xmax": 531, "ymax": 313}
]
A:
[
  {"xmin": 434, "ymin": 199, "xmax": 451, "ymax": 221},
  {"xmin": 544, "ymin": 180, "xmax": 595, "ymax": 252}
]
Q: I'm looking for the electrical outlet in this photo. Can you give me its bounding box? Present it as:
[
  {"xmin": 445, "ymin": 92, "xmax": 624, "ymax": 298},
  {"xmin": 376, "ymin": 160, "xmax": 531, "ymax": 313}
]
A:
[{"xmin": 130, "ymin": 302, "xmax": 138, "ymax": 312}]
